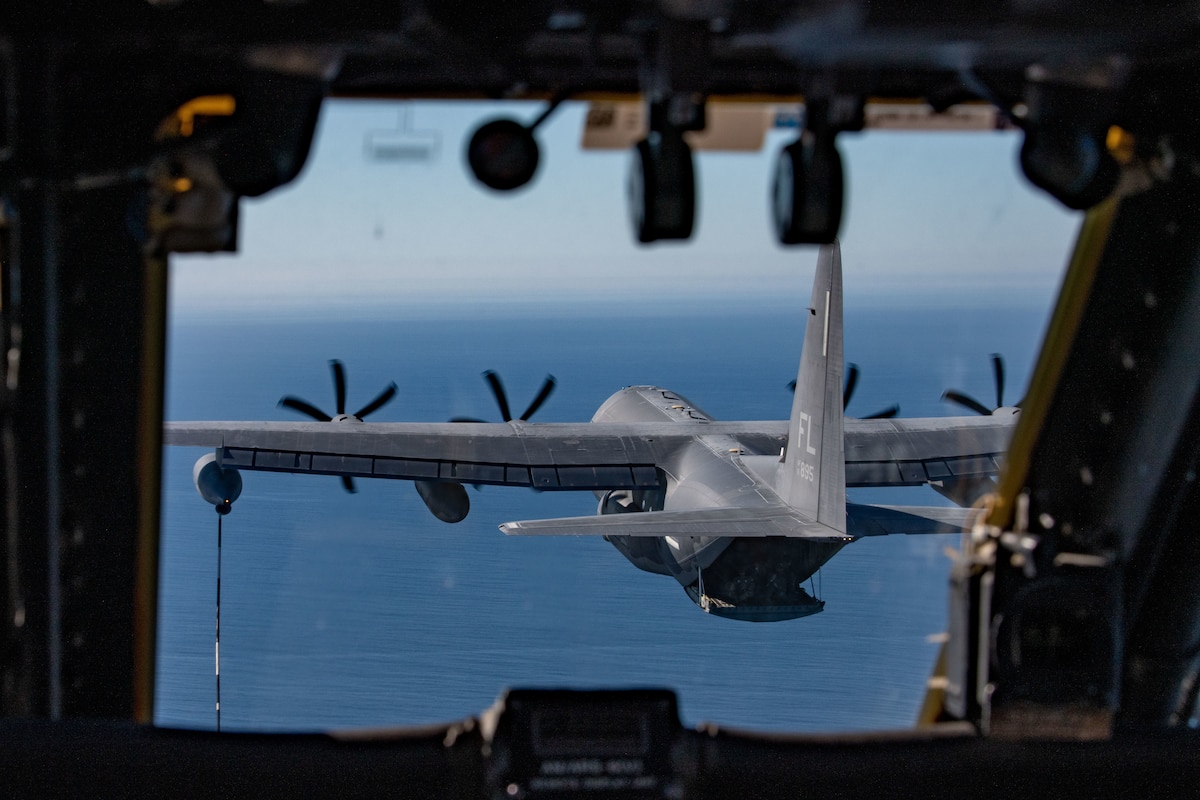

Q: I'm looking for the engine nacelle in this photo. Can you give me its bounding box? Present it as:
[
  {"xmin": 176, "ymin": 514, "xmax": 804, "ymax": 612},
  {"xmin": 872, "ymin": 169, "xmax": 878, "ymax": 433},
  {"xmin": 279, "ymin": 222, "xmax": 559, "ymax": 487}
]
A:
[
  {"xmin": 193, "ymin": 452, "xmax": 242, "ymax": 514},
  {"xmin": 415, "ymin": 480, "xmax": 470, "ymax": 523}
]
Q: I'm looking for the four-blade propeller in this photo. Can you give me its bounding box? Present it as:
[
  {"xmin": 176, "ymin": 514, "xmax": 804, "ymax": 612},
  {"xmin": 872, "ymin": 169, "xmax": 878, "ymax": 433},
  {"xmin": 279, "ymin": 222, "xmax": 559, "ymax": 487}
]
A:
[
  {"xmin": 842, "ymin": 363, "xmax": 900, "ymax": 419},
  {"xmin": 277, "ymin": 360, "xmax": 399, "ymax": 492},
  {"xmin": 271, "ymin": 353, "xmax": 1019, "ymax": 503},
  {"xmin": 276, "ymin": 364, "xmax": 557, "ymax": 495},
  {"xmin": 450, "ymin": 371, "xmax": 557, "ymax": 492}
]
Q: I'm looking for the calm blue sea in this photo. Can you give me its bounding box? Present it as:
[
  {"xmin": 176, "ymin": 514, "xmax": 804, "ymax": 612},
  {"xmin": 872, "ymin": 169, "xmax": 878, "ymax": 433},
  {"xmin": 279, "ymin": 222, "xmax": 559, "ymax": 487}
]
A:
[{"xmin": 156, "ymin": 296, "xmax": 1051, "ymax": 734}]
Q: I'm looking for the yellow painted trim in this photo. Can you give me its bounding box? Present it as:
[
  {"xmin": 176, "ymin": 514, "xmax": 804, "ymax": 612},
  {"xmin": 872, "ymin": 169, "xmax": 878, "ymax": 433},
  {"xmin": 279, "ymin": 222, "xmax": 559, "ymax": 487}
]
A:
[
  {"xmin": 987, "ymin": 195, "xmax": 1120, "ymax": 530},
  {"xmin": 1107, "ymin": 126, "xmax": 1135, "ymax": 165},
  {"xmin": 156, "ymin": 95, "xmax": 236, "ymax": 140},
  {"xmin": 917, "ymin": 641, "xmax": 949, "ymax": 727}
]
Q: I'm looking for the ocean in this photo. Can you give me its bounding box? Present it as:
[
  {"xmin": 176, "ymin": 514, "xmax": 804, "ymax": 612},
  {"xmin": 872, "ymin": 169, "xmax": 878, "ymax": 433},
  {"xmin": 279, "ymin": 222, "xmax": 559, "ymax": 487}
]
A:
[{"xmin": 155, "ymin": 296, "xmax": 1051, "ymax": 733}]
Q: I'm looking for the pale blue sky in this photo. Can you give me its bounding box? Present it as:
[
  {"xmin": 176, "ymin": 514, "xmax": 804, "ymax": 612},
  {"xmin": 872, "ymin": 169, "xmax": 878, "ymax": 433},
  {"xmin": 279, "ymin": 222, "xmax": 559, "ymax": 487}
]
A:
[{"xmin": 170, "ymin": 99, "xmax": 1080, "ymax": 316}]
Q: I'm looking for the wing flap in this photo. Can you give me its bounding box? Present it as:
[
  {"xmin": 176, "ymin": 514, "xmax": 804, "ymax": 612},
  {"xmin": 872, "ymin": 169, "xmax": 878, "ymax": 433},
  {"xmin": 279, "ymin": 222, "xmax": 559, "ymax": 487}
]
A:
[
  {"xmin": 165, "ymin": 414, "xmax": 1012, "ymax": 491},
  {"xmin": 500, "ymin": 507, "xmax": 851, "ymax": 540},
  {"xmin": 167, "ymin": 421, "xmax": 668, "ymax": 490},
  {"xmin": 843, "ymin": 416, "xmax": 1013, "ymax": 487},
  {"xmin": 216, "ymin": 444, "xmax": 662, "ymax": 491}
]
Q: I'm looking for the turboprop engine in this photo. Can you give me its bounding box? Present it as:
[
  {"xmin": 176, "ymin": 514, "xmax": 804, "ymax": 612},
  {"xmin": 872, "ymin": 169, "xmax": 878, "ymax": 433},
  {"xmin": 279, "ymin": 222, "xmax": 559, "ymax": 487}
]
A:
[{"xmin": 418, "ymin": 369, "xmax": 555, "ymax": 524}]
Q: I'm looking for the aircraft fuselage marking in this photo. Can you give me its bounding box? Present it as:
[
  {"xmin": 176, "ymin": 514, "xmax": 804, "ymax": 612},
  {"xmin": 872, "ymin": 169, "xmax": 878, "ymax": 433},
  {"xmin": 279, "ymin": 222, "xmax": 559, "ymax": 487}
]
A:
[
  {"xmin": 797, "ymin": 409, "xmax": 819, "ymax": 481},
  {"xmin": 798, "ymin": 411, "xmax": 819, "ymax": 456}
]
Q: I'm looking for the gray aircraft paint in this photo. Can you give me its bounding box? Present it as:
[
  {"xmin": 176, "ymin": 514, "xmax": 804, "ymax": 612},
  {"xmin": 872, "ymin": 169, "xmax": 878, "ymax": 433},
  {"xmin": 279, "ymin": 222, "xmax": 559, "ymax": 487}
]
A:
[
  {"xmin": 165, "ymin": 243, "xmax": 1013, "ymax": 620},
  {"xmin": 778, "ymin": 241, "xmax": 845, "ymax": 533}
]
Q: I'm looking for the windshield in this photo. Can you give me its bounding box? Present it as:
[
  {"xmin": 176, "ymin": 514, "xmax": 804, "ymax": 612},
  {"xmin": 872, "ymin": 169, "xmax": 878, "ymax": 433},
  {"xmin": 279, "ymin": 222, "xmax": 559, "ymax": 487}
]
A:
[{"xmin": 157, "ymin": 99, "xmax": 1078, "ymax": 733}]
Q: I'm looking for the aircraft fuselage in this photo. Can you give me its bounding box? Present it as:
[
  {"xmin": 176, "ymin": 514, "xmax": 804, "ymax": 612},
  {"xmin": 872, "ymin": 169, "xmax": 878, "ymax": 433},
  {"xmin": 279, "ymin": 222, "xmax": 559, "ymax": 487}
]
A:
[
  {"xmin": 592, "ymin": 386, "xmax": 834, "ymax": 621},
  {"xmin": 169, "ymin": 243, "xmax": 1001, "ymax": 623}
]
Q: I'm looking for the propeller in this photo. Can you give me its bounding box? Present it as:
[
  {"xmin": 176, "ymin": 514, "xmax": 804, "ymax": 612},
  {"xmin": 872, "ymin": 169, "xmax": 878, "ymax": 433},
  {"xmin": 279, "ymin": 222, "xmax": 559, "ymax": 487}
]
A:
[
  {"xmin": 788, "ymin": 363, "xmax": 899, "ymax": 419},
  {"xmin": 452, "ymin": 370, "xmax": 557, "ymax": 423},
  {"xmin": 450, "ymin": 371, "xmax": 557, "ymax": 492},
  {"xmin": 842, "ymin": 363, "xmax": 900, "ymax": 419},
  {"xmin": 278, "ymin": 359, "xmax": 399, "ymax": 492},
  {"xmin": 941, "ymin": 353, "xmax": 1018, "ymax": 415}
]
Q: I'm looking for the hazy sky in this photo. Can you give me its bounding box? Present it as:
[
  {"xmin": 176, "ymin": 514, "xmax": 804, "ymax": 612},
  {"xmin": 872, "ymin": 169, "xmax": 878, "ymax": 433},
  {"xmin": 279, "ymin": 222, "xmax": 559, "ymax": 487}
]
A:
[{"xmin": 169, "ymin": 99, "xmax": 1081, "ymax": 316}]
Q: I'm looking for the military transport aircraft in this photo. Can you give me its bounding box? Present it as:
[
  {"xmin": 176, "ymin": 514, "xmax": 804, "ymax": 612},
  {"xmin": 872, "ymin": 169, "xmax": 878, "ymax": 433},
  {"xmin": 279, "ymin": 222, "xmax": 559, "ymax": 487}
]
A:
[{"xmin": 165, "ymin": 242, "xmax": 1017, "ymax": 622}]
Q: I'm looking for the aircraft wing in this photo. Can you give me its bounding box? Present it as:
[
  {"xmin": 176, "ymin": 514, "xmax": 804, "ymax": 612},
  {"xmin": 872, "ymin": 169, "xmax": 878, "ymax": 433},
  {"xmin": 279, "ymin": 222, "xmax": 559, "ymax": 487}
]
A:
[
  {"xmin": 845, "ymin": 502, "xmax": 980, "ymax": 536},
  {"xmin": 501, "ymin": 502, "xmax": 977, "ymax": 539},
  {"xmin": 164, "ymin": 414, "xmax": 1013, "ymax": 491},
  {"xmin": 500, "ymin": 506, "xmax": 851, "ymax": 541},
  {"xmin": 165, "ymin": 420, "xmax": 677, "ymax": 491},
  {"xmin": 842, "ymin": 416, "xmax": 1012, "ymax": 487}
]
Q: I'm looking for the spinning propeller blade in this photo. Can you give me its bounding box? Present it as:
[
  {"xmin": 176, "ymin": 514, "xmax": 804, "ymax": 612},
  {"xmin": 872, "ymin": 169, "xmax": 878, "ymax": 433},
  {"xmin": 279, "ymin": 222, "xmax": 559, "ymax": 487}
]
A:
[
  {"xmin": 940, "ymin": 389, "xmax": 993, "ymax": 416},
  {"xmin": 454, "ymin": 371, "xmax": 557, "ymax": 491},
  {"xmin": 483, "ymin": 371, "xmax": 514, "ymax": 422},
  {"xmin": 792, "ymin": 362, "xmax": 899, "ymax": 418},
  {"xmin": 843, "ymin": 364, "xmax": 859, "ymax": 411},
  {"xmin": 478, "ymin": 370, "xmax": 557, "ymax": 422},
  {"xmin": 519, "ymin": 375, "xmax": 557, "ymax": 421},
  {"xmin": 277, "ymin": 359, "xmax": 399, "ymax": 493},
  {"xmin": 941, "ymin": 354, "xmax": 1015, "ymax": 415},
  {"xmin": 278, "ymin": 396, "xmax": 332, "ymax": 422},
  {"xmin": 991, "ymin": 353, "xmax": 1005, "ymax": 410},
  {"xmin": 332, "ymin": 360, "xmax": 347, "ymax": 416},
  {"xmin": 861, "ymin": 404, "xmax": 900, "ymax": 419},
  {"xmin": 353, "ymin": 382, "xmax": 399, "ymax": 419}
]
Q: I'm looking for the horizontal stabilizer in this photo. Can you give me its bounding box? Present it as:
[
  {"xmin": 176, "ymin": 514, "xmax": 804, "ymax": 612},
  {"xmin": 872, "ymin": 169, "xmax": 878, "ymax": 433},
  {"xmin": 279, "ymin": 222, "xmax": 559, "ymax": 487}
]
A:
[
  {"xmin": 846, "ymin": 502, "xmax": 979, "ymax": 537},
  {"xmin": 501, "ymin": 507, "xmax": 851, "ymax": 541}
]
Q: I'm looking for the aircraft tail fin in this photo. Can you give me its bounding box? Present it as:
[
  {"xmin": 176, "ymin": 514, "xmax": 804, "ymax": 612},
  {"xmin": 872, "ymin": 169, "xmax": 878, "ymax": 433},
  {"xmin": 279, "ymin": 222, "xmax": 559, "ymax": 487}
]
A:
[{"xmin": 776, "ymin": 241, "xmax": 846, "ymax": 532}]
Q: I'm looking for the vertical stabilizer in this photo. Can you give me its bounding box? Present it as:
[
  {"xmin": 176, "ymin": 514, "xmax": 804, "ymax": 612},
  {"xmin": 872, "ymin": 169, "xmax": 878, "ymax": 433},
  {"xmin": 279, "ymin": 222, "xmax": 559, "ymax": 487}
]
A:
[{"xmin": 777, "ymin": 241, "xmax": 846, "ymax": 532}]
